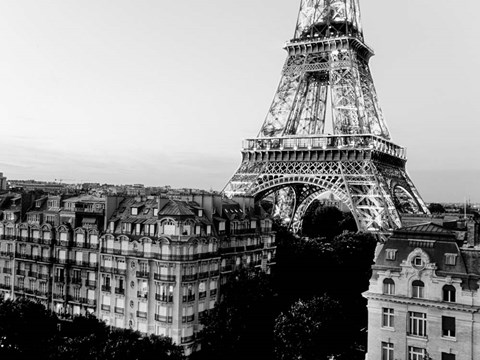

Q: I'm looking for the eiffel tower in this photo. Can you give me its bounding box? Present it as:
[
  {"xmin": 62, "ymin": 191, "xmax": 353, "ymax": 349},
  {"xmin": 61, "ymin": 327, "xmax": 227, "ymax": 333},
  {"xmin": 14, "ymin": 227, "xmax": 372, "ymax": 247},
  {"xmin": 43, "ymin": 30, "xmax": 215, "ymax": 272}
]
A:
[{"xmin": 224, "ymin": 0, "xmax": 429, "ymax": 235}]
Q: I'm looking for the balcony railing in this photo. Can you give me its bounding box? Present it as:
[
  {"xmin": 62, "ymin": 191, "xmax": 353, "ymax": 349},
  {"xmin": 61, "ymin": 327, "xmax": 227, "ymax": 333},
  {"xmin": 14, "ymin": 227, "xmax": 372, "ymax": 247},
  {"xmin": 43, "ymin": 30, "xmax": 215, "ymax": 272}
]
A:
[
  {"xmin": 100, "ymin": 266, "xmax": 113, "ymax": 273},
  {"xmin": 210, "ymin": 289, "xmax": 217, "ymax": 297},
  {"xmin": 101, "ymin": 285, "xmax": 111, "ymax": 292},
  {"xmin": 38, "ymin": 273, "xmax": 49, "ymax": 280},
  {"xmin": 3, "ymin": 268, "xmax": 12, "ymax": 274},
  {"xmin": 154, "ymin": 274, "xmax": 176, "ymax": 282},
  {"xmin": 115, "ymin": 287, "xmax": 125, "ymax": 295},
  {"xmin": 137, "ymin": 291, "xmax": 148, "ymax": 299},
  {"xmin": 114, "ymin": 307, "xmax": 124, "ymax": 314},
  {"xmin": 155, "ymin": 294, "xmax": 173, "ymax": 303},
  {"xmin": 181, "ymin": 274, "xmax": 197, "ymax": 282},
  {"xmin": 182, "ymin": 295, "xmax": 195, "ymax": 303},
  {"xmin": 16, "ymin": 269, "xmax": 26, "ymax": 276},
  {"xmin": 54, "ymin": 276, "xmax": 65, "ymax": 283},
  {"xmin": 114, "ymin": 268, "xmax": 127, "ymax": 276},
  {"xmin": 154, "ymin": 314, "xmax": 172, "ymax": 323},
  {"xmin": 181, "ymin": 335, "xmax": 195, "ymax": 344},
  {"xmin": 101, "ymin": 304, "xmax": 111, "ymax": 312},
  {"xmin": 242, "ymin": 134, "xmax": 407, "ymax": 159},
  {"xmin": 71, "ymin": 277, "xmax": 82, "ymax": 285},
  {"xmin": 27, "ymin": 271, "xmax": 37, "ymax": 278},
  {"xmin": 85, "ymin": 280, "xmax": 97, "ymax": 287},
  {"xmin": 199, "ymin": 291, "xmax": 207, "ymax": 299},
  {"xmin": 0, "ymin": 251, "xmax": 14, "ymax": 258},
  {"xmin": 136, "ymin": 311, "xmax": 147, "ymax": 319},
  {"xmin": 0, "ymin": 283, "xmax": 11, "ymax": 290},
  {"xmin": 53, "ymin": 293, "xmax": 66, "ymax": 300},
  {"xmin": 182, "ymin": 315, "xmax": 194, "ymax": 323},
  {"xmin": 136, "ymin": 271, "xmax": 149, "ymax": 278}
]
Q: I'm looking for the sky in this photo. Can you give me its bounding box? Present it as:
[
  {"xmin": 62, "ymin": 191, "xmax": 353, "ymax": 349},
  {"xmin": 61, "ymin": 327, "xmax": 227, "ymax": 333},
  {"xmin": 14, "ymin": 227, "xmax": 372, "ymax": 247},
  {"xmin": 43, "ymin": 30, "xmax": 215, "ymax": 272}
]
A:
[{"xmin": 0, "ymin": 1, "xmax": 479, "ymax": 203}]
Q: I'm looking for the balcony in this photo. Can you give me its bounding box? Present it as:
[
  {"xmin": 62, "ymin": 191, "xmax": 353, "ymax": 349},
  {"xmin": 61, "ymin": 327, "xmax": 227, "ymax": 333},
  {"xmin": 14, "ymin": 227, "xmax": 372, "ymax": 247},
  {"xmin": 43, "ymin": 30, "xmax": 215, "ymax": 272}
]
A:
[
  {"xmin": 100, "ymin": 266, "xmax": 113, "ymax": 273},
  {"xmin": 115, "ymin": 287, "xmax": 125, "ymax": 295},
  {"xmin": 155, "ymin": 294, "xmax": 173, "ymax": 303},
  {"xmin": 210, "ymin": 270, "xmax": 219, "ymax": 277},
  {"xmin": 14, "ymin": 286, "xmax": 25, "ymax": 292},
  {"xmin": 2, "ymin": 268, "xmax": 12, "ymax": 274},
  {"xmin": 114, "ymin": 307, "xmax": 125, "ymax": 314},
  {"xmin": 154, "ymin": 314, "xmax": 172, "ymax": 323},
  {"xmin": 16, "ymin": 269, "xmax": 26, "ymax": 276},
  {"xmin": 54, "ymin": 276, "xmax": 65, "ymax": 283},
  {"xmin": 210, "ymin": 289, "xmax": 217, "ymax": 297},
  {"xmin": 136, "ymin": 271, "xmax": 149, "ymax": 279},
  {"xmin": 114, "ymin": 268, "xmax": 127, "ymax": 276},
  {"xmin": 136, "ymin": 311, "xmax": 147, "ymax": 319},
  {"xmin": 38, "ymin": 273, "xmax": 49, "ymax": 280},
  {"xmin": 199, "ymin": 291, "xmax": 207, "ymax": 299},
  {"xmin": 154, "ymin": 274, "xmax": 175, "ymax": 282},
  {"xmin": 27, "ymin": 271, "xmax": 37, "ymax": 278},
  {"xmin": 87, "ymin": 262, "xmax": 98, "ymax": 269},
  {"xmin": 0, "ymin": 284, "xmax": 11, "ymax": 290},
  {"xmin": 56, "ymin": 258, "xmax": 69, "ymax": 265},
  {"xmin": 40, "ymin": 256, "xmax": 53, "ymax": 263},
  {"xmin": 198, "ymin": 272, "xmax": 209, "ymax": 280},
  {"xmin": 182, "ymin": 295, "xmax": 195, "ymax": 303},
  {"xmin": 181, "ymin": 274, "xmax": 197, "ymax": 282},
  {"xmin": 101, "ymin": 285, "xmax": 111, "ymax": 292},
  {"xmin": 58, "ymin": 240, "xmax": 70, "ymax": 247},
  {"xmin": 137, "ymin": 291, "xmax": 148, "ymax": 299},
  {"xmin": 181, "ymin": 335, "xmax": 195, "ymax": 344},
  {"xmin": 0, "ymin": 251, "xmax": 14, "ymax": 258},
  {"xmin": 88, "ymin": 243, "xmax": 99, "ymax": 250},
  {"xmin": 16, "ymin": 252, "xmax": 33, "ymax": 260},
  {"xmin": 242, "ymin": 134, "xmax": 407, "ymax": 160},
  {"xmin": 101, "ymin": 304, "xmax": 111, "ymax": 312},
  {"xmin": 182, "ymin": 315, "xmax": 194, "ymax": 323},
  {"xmin": 85, "ymin": 280, "xmax": 97, "ymax": 287},
  {"xmin": 53, "ymin": 293, "xmax": 66, "ymax": 301}
]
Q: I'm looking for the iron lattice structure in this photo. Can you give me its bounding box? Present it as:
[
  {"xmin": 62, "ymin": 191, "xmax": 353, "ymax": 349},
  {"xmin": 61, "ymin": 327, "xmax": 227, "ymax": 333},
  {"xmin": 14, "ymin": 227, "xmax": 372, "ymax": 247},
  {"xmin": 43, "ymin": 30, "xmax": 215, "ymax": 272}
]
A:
[{"xmin": 224, "ymin": 0, "xmax": 429, "ymax": 234}]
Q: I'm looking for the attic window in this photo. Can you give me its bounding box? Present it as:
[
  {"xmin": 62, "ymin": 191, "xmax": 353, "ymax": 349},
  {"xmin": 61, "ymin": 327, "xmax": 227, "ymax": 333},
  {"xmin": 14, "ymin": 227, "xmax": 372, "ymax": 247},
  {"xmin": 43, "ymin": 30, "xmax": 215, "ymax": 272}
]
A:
[
  {"xmin": 198, "ymin": 209, "xmax": 203, "ymax": 217},
  {"xmin": 445, "ymin": 254, "xmax": 457, "ymax": 266},
  {"xmin": 153, "ymin": 209, "xmax": 159, "ymax": 216},
  {"xmin": 386, "ymin": 249, "xmax": 397, "ymax": 261},
  {"xmin": 131, "ymin": 208, "xmax": 138, "ymax": 216},
  {"xmin": 143, "ymin": 208, "xmax": 150, "ymax": 215}
]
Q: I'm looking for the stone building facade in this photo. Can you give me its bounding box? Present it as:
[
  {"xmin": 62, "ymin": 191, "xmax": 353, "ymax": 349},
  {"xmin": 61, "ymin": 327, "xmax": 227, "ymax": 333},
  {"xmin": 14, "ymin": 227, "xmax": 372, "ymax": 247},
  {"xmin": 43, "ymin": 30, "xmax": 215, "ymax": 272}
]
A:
[
  {"xmin": 0, "ymin": 192, "xmax": 276, "ymax": 356},
  {"xmin": 364, "ymin": 223, "xmax": 480, "ymax": 360}
]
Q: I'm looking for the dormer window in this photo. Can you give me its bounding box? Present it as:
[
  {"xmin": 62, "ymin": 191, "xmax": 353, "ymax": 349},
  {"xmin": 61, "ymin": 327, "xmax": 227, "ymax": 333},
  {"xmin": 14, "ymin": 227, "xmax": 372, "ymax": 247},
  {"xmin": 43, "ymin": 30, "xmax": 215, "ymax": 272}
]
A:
[
  {"xmin": 153, "ymin": 209, "xmax": 159, "ymax": 216},
  {"xmin": 445, "ymin": 254, "xmax": 457, "ymax": 266},
  {"xmin": 198, "ymin": 209, "xmax": 203, "ymax": 217},
  {"xmin": 131, "ymin": 207, "xmax": 138, "ymax": 216},
  {"xmin": 412, "ymin": 256, "xmax": 424, "ymax": 268},
  {"xmin": 386, "ymin": 249, "xmax": 397, "ymax": 261}
]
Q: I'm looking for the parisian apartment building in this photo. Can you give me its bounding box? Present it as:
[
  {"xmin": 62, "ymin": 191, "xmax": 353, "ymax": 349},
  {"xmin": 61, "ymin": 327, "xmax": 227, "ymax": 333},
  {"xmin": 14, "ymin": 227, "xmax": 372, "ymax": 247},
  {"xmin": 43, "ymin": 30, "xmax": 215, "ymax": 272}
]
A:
[
  {"xmin": 364, "ymin": 222, "xmax": 480, "ymax": 360},
  {"xmin": 0, "ymin": 191, "xmax": 276, "ymax": 355}
]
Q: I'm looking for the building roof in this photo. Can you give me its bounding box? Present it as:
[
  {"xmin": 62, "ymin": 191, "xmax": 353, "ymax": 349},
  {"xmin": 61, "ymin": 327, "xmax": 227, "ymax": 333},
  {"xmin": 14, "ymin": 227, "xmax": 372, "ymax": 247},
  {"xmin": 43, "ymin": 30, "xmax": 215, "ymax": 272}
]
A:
[{"xmin": 159, "ymin": 200, "xmax": 195, "ymax": 217}]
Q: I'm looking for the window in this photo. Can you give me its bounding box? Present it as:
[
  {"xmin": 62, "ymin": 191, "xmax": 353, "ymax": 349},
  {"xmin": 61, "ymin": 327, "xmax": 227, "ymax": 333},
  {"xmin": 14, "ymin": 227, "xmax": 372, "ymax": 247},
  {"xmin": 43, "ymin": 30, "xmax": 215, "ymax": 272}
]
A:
[
  {"xmin": 442, "ymin": 316, "xmax": 455, "ymax": 338},
  {"xmin": 131, "ymin": 207, "xmax": 138, "ymax": 216},
  {"xmin": 383, "ymin": 278, "xmax": 395, "ymax": 295},
  {"xmin": 443, "ymin": 285, "xmax": 456, "ymax": 302},
  {"xmin": 382, "ymin": 308, "xmax": 394, "ymax": 328},
  {"xmin": 442, "ymin": 353, "xmax": 455, "ymax": 360},
  {"xmin": 408, "ymin": 312, "xmax": 427, "ymax": 337},
  {"xmin": 385, "ymin": 249, "xmax": 397, "ymax": 261},
  {"xmin": 445, "ymin": 254, "xmax": 457, "ymax": 266},
  {"xmin": 408, "ymin": 346, "xmax": 426, "ymax": 360},
  {"xmin": 381, "ymin": 342, "xmax": 394, "ymax": 360},
  {"xmin": 412, "ymin": 280, "xmax": 424, "ymax": 298},
  {"xmin": 412, "ymin": 256, "xmax": 424, "ymax": 268}
]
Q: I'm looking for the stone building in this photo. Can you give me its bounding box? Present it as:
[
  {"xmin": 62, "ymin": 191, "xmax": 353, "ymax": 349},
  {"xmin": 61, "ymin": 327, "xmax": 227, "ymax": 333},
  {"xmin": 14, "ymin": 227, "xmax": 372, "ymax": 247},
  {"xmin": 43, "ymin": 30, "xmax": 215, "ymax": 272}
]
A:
[
  {"xmin": 0, "ymin": 191, "xmax": 276, "ymax": 356},
  {"xmin": 364, "ymin": 223, "xmax": 480, "ymax": 360}
]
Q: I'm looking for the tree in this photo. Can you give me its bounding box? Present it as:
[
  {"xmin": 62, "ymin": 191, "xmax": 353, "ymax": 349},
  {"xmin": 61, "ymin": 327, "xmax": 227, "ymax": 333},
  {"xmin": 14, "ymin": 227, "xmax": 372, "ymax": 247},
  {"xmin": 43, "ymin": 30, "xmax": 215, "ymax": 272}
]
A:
[
  {"xmin": 302, "ymin": 204, "xmax": 357, "ymax": 239},
  {"xmin": 197, "ymin": 269, "xmax": 276, "ymax": 360},
  {"xmin": 0, "ymin": 298, "xmax": 58, "ymax": 360},
  {"xmin": 428, "ymin": 203, "xmax": 445, "ymax": 214},
  {"xmin": 274, "ymin": 295, "xmax": 345, "ymax": 360}
]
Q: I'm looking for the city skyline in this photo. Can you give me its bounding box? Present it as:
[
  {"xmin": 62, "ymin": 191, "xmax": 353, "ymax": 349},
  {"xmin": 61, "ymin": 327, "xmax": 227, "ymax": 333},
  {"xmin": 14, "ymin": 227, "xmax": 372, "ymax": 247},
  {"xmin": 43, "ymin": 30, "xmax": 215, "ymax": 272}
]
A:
[{"xmin": 0, "ymin": 1, "xmax": 479, "ymax": 202}]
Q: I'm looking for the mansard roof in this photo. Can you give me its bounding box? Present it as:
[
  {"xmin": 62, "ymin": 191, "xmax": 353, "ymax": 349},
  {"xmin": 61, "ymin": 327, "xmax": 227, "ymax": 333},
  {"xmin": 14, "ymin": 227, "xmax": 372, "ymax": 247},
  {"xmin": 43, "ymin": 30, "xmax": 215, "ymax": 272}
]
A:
[
  {"xmin": 158, "ymin": 200, "xmax": 195, "ymax": 217},
  {"xmin": 393, "ymin": 222, "xmax": 457, "ymax": 240}
]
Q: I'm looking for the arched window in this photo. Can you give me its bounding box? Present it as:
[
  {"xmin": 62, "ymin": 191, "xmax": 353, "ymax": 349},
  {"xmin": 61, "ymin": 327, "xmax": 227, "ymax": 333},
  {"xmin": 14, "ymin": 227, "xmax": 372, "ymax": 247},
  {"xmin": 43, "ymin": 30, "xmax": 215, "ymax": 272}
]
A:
[
  {"xmin": 412, "ymin": 280, "xmax": 424, "ymax": 298},
  {"xmin": 443, "ymin": 285, "xmax": 456, "ymax": 302},
  {"xmin": 383, "ymin": 278, "xmax": 395, "ymax": 295}
]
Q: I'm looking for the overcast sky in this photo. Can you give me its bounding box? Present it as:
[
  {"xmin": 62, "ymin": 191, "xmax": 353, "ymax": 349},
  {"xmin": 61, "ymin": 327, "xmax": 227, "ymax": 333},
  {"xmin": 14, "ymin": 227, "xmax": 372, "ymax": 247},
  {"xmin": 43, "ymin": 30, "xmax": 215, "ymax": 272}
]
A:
[{"xmin": 0, "ymin": 1, "xmax": 479, "ymax": 203}]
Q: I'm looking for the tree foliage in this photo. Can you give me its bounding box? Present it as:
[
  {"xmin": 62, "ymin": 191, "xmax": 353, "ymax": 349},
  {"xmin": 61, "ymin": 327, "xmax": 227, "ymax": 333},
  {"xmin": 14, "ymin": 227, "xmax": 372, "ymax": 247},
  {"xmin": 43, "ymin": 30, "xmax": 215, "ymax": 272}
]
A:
[
  {"xmin": 428, "ymin": 203, "xmax": 445, "ymax": 214},
  {"xmin": 0, "ymin": 299, "xmax": 185, "ymax": 360},
  {"xmin": 302, "ymin": 204, "xmax": 357, "ymax": 239},
  {"xmin": 196, "ymin": 269, "xmax": 276, "ymax": 360},
  {"xmin": 274, "ymin": 295, "xmax": 345, "ymax": 360}
]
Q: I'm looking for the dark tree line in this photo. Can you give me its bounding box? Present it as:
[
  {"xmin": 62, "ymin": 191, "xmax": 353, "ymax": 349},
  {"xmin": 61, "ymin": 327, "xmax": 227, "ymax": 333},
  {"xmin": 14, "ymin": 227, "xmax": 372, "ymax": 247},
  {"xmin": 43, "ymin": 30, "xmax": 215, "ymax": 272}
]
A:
[{"xmin": 0, "ymin": 298, "xmax": 185, "ymax": 360}]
